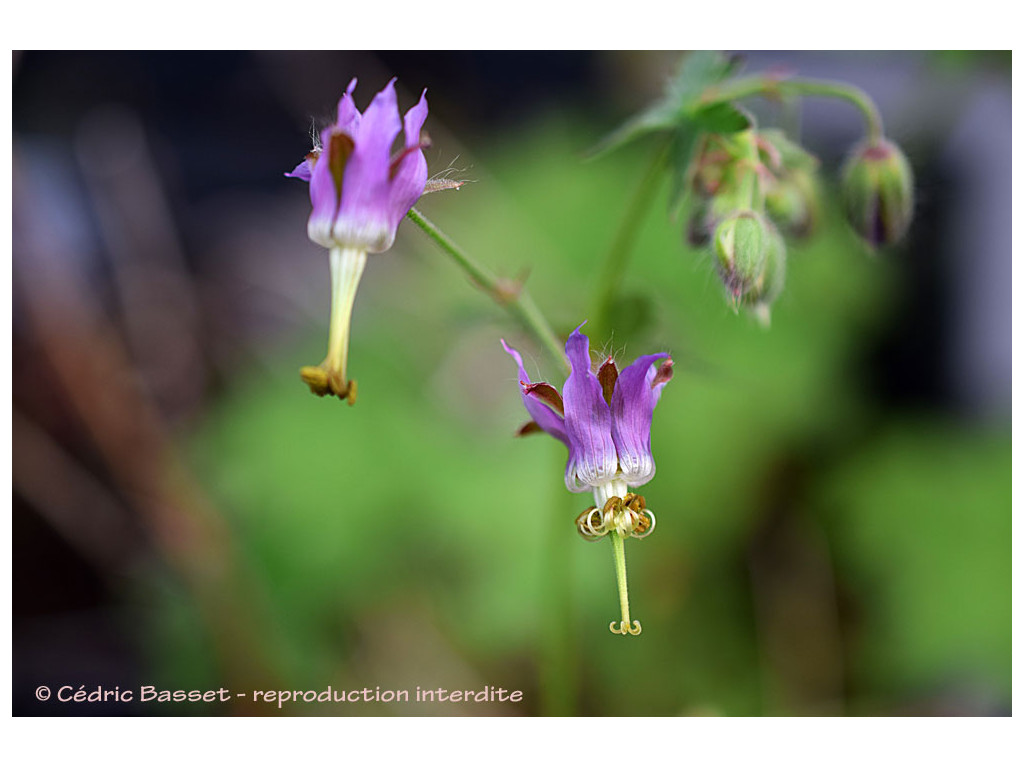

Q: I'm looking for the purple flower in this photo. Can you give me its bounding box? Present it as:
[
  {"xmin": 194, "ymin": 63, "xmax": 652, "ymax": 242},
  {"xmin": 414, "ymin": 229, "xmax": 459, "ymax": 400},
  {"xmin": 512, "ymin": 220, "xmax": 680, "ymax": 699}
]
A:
[
  {"xmin": 287, "ymin": 78, "xmax": 429, "ymax": 253},
  {"xmin": 503, "ymin": 324, "xmax": 673, "ymax": 637},
  {"xmin": 503, "ymin": 324, "xmax": 673, "ymax": 505},
  {"xmin": 286, "ymin": 79, "xmax": 428, "ymax": 403}
]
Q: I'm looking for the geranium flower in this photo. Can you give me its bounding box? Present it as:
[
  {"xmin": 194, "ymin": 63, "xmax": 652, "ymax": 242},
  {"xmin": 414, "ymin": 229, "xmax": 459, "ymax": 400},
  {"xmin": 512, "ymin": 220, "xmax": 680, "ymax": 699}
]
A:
[
  {"xmin": 503, "ymin": 324, "xmax": 673, "ymax": 635},
  {"xmin": 287, "ymin": 78, "xmax": 428, "ymax": 403}
]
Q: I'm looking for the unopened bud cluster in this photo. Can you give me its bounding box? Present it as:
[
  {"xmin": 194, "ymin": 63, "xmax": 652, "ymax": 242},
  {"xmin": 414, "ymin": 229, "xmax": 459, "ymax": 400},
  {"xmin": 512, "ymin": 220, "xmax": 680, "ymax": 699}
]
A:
[
  {"xmin": 688, "ymin": 129, "xmax": 798, "ymax": 324},
  {"xmin": 688, "ymin": 125, "xmax": 913, "ymax": 322}
]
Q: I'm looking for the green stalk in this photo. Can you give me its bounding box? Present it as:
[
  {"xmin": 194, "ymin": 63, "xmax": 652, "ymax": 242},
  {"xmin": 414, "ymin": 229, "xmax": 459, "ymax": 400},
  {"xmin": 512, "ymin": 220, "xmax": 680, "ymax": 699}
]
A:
[
  {"xmin": 735, "ymin": 131, "xmax": 763, "ymax": 211},
  {"xmin": 699, "ymin": 76, "xmax": 885, "ymax": 144},
  {"xmin": 407, "ymin": 207, "xmax": 569, "ymax": 374}
]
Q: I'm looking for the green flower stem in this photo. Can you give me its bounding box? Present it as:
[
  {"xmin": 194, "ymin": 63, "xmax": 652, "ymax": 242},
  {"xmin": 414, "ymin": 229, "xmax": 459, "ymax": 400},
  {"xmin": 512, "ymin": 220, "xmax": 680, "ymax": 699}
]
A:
[
  {"xmin": 700, "ymin": 76, "xmax": 885, "ymax": 144},
  {"xmin": 407, "ymin": 206, "xmax": 569, "ymax": 374},
  {"xmin": 779, "ymin": 92, "xmax": 803, "ymax": 144},
  {"xmin": 736, "ymin": 131, "xmax": 762, "ymax": 211},
  {"xmin": 590, "ymin": 140, "xmax": 671, "ymax": 342}
]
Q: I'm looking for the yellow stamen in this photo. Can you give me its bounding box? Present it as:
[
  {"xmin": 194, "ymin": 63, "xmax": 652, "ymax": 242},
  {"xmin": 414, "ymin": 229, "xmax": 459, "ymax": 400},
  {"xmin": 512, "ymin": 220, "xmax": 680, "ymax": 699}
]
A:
[{"xmin": 302, "ymin": 245, "xmax": 367, "ymax": 403}]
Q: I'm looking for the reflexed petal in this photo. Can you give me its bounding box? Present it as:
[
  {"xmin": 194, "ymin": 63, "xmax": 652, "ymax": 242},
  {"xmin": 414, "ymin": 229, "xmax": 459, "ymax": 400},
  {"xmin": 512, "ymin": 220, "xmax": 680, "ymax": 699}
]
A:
[
  {"xmin": 523, "ymin": 382, "xmax": 564, "ymax": 415},
  {"xmin": 562, "ymin": 325, "xmax": 618, "ymax": 492},
  {"xmin": 501, "ymin": 340, "xmax": 568, "ymax": 445},
  {"xmin": 651, "ymin": 358, "xmax": 674, "ymax": 404},
  {"xmin": 403, "ymin": 89, "xmax": 429, "ymax": 146},
  {"xmin": 336, "ymin": 78, "xmax": 361, "ymax": 135},
  {"xmin": 610, "ymin": 352, "xmax": 670, "ymax": 487},
  {"xmin": 386, "ymin": 89, "xmax": 429, "ymax": 233},
  {"xmin": 516, "ymin": 421, "xmax": 543, "ymax": 437}
]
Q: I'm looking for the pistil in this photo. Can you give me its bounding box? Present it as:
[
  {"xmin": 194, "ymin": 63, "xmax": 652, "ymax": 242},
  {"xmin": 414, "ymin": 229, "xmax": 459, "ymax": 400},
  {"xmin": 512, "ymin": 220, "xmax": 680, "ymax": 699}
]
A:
[{"xmin": 609, "ymin": 531, "xmax": 641, "ymax": 636}]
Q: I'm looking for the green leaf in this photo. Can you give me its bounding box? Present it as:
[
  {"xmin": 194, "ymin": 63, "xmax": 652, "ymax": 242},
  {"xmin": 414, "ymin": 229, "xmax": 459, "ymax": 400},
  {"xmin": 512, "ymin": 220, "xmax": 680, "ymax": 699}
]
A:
[
  {"xmin": 667, "ymin": 51, "xmax": 742, "ymax": 111},
  {"xmin": 589, "ymin": 51, "xmax": 742, "ymax": 158},
  {"xmin": 690, "ymin": 102, "xmax": 752, "ymax": 134},
  {"xmin": 586, "ymin": 100, "xmax": 679, "ymax": 159}
]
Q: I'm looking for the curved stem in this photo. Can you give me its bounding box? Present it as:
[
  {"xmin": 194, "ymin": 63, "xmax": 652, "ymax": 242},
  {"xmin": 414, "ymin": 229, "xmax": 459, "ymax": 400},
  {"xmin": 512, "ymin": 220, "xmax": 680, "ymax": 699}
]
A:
[
  {"xmin": 700, "ymin": 76, "xmax": 885, "ymax": 144},
  {"xmin": 590, "ymin": 140, "xmax": 671, "ymax": 342},
  {"xmin": 406, "ymin": 207, "xmax": 569, "ymax": 374}
]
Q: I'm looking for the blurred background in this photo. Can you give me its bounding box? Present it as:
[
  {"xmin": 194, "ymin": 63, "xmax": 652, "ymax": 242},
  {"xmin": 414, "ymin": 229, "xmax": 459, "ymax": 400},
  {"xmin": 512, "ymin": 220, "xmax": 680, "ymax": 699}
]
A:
[{"xmin": 12, "ymin": 51, "xmax": 1011, "ymax": 716}]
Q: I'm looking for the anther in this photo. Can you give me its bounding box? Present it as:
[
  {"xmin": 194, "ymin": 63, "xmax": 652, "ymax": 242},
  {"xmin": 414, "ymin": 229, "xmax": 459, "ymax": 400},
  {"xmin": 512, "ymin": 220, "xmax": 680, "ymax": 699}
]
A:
[
  {"xmin": 575, "ymin": 508, "xmax": 594, "ymax": 527},
  {"xmin": 576, "ymin": 507, "xmax": 609, "ymax": 541},
  {"xmin": 625, "ymin": 494, "xmax": 646, "ymax": 513},
  {"xmin": 631, "ymin": 509, "xmax": 656, "ymax": 539}
]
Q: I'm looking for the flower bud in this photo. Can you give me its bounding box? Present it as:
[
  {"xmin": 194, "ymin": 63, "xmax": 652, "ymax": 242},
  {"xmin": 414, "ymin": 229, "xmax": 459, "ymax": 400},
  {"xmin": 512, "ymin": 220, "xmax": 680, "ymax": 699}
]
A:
[
  {"xmin": 742, "ymin": 222, "xmax": 786, "ymax": 326},
  {"xmin": 768, "ymin": 167, "xmax": 820, "ymax": 238},
  {"xmin": 759, "ymin": 129, "xmax": 818, "ymax": 173},
  {"xmin": 690, "ymin": 135, "xmax": 733, "ymax": 198},
  {"xmin": 841, "ymin": 138, "xmax": 914, "ymax": 247},
  {"xmin": 713, "ymin": 210, "xmax": 770, "ymax": 298},
  {"xmin": 686, "ymin": 194, "xmax": 735, "ymax": 247}
]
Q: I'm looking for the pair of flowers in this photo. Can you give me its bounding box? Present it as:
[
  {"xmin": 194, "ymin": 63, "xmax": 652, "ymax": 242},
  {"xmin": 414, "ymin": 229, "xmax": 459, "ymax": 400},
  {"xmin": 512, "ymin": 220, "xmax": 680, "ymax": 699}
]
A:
[{"xmin": 289, "ymin": 80, "xmax": 673, "ymax": 635}]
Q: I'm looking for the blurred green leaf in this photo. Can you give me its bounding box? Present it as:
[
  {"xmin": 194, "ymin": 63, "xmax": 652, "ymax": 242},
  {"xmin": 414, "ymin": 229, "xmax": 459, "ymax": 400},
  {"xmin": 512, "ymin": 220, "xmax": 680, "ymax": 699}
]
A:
[
  {"xmin": 590, "ymin": 51, "xmax": 741, "ymax": 159},
  {"xmin": 818, "ymin": 424, "xmax": 1011, "ymax": 708},
  {"xmin": 586, "ymin": 101, "xmax": 680, "ymax": 159},
  {"xmin": 665, "ymin": 50, "xmax": 743, "ymax": 108},
  {"xmin": 666, "ymin": 123, "xmax": 701, "ymax": 218},
  {"xmin": 690, "ymin": 101, "xmax": 752, "ymax": 134}
]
